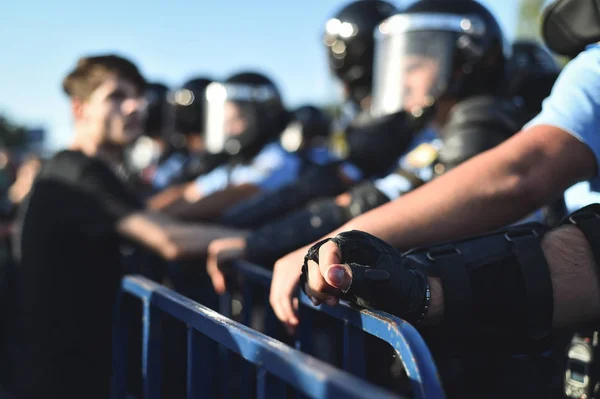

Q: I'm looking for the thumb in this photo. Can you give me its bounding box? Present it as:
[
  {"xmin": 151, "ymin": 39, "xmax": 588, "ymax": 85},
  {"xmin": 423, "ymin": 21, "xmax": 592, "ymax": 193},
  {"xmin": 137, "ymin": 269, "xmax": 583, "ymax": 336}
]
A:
[{"xmin": 324, "ymin": 264, "xmax": 352, "ymax": 291}]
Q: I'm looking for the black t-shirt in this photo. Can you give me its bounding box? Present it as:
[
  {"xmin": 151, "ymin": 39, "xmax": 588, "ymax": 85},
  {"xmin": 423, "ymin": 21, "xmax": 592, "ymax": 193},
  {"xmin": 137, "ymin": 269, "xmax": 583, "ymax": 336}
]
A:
[{"xmin": 9, "ymin": 150, "xmax": 142, "ymax": 398}]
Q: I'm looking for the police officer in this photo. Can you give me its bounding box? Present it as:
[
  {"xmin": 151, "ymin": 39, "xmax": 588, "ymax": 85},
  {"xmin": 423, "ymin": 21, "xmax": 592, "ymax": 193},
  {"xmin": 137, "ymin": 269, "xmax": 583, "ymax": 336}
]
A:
[
  {"xmin": 148, "ymin": 71, "xmax": 303, "ymax": 221},
  {"xmin": 269, "ymin": 0, "xmax": 538, "ymax": 330},
  {"xmin": 148, "ymin": 77, "xmax": 230, "ymax": 193},
  {"xmin": 296, "ymin": 0, "xmax": 600, "ymax": 397}
]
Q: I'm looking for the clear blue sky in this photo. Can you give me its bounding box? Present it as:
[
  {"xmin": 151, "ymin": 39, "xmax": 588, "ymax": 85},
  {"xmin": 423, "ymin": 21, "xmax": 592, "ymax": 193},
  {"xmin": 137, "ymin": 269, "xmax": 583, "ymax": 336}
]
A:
[{"xmin": 0, "ymin": 0, "xmax": 520, "ymax": 150}]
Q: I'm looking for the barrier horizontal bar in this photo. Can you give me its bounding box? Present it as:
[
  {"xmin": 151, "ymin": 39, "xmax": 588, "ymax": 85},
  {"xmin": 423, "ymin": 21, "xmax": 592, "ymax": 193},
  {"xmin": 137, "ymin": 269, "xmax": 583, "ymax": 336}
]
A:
[
  {"xmin": 122, "ymin": 275, "xmax": 402, "ymax": 399},
  {"xmin": 231, "ymin": 260, "xmax": 445, "ymax": 399}
]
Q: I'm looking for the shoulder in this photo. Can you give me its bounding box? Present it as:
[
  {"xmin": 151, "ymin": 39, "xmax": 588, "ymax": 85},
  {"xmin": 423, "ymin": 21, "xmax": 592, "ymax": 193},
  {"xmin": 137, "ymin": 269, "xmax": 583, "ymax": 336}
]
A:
[{"xmin": 39, "ymin": 150, "xmax": 94, "ymax": 181}]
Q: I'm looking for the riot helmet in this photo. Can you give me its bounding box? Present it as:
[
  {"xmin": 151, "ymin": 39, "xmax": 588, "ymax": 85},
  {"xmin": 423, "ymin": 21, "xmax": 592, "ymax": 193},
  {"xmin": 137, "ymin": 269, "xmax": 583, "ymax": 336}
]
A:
[
  {"xmin": 323, "ymin": 0, "xmax": 399, "ymax": 106},
  {"xmin": 173, "ymin": 77, "xmax": 213, "ymax": 135},
  {"xmin": 542, "ymin": 0, "xmax": 600, "ymax": 57},
  {"xmin": 204, "ymin": 72, "xmax": 289, "ymax": 159},
  {"xmin": 279, "ymin": 105, "xmax": 331, "ymax": 153},
  {"xmin": 371, "ymin": 0, "xmax": 509, "ymax": 118}
]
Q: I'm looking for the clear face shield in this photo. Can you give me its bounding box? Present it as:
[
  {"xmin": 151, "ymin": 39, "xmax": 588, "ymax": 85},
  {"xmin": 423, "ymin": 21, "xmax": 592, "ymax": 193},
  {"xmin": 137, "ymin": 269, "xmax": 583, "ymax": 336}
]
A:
[
  {"xmin": 371, "ymin": 13, "xmax": 487, "ymax": 118},
  {"xmin": 204, "ymin": 82, "xmax": 279, "ymax": 154}
]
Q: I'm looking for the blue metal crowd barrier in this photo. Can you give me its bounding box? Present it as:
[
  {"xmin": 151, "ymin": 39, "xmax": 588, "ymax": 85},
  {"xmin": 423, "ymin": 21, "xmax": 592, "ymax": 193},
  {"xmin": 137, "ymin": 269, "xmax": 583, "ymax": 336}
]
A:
[
  {"xmin": 222, "ymin": 261, "xmax": 446, "ymax": 399},
  {"xmin": 114, "ymin": 275, "xmax": 402, "ymax": 399}
]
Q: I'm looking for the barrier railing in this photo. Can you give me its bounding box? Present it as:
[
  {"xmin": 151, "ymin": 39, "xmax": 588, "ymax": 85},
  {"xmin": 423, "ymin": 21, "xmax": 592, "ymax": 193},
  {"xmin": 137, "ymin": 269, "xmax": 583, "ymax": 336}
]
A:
[
  {"xmin": 222, "ymin": 260, "xmax": 445, "ymax": 399},
  {"xmin": 114, "ymin": 275, "xmax": 403, "ymax": 399}
]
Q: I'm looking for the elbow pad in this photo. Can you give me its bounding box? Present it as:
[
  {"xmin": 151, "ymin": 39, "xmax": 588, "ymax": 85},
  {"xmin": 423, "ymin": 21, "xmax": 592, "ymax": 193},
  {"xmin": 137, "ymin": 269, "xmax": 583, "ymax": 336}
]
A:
[
  {"xmin": 219, "ymin": 163, "xmax": 348, "ymax": 228},
  {"xmin": 245, "ymin": 198, "xmax": 349, "ymax": 265}
]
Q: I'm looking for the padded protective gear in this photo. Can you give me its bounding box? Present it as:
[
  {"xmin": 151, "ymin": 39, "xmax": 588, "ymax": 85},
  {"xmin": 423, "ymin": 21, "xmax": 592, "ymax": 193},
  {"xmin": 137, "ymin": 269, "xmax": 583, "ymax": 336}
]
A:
[
  {"xmin": 241, "ymin": 178, "xmax": 391, "ymax": 263},
  {"xmin": 437, "ymin": 96, "xmax": 527, "ymax": 172},
  {"xmin": 219, "ymin": 163, "xmax": 349, "ymax": 228},
  {"xmin": 302, "ymin": 224, "xmax": 554, "ymax": 351},
  {"xmin": 542, "ymin": 0, "xmax": 600, "ymax": 57},
  {"xmin": 244, "ymin": 199, "xmax": 348, "ymax": 265}
]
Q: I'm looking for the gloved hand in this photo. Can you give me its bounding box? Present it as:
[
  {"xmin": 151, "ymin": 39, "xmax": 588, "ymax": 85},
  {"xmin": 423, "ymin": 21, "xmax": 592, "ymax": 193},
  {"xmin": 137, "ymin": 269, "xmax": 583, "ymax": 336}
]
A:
[{"xmin": 300, "ymin": 230, "xmax": 430, "ymax": 323}]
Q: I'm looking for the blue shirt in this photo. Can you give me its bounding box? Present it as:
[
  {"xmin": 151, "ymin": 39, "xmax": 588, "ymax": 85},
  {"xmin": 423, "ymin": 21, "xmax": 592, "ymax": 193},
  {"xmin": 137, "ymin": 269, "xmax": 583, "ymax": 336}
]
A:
[
  {"xmin": 525, "ymin": 43, "xmax": 600, "ymax": 211},
  {"xmin": 194, "ymin": 142, "xmax": 302, "ymax": 196}
]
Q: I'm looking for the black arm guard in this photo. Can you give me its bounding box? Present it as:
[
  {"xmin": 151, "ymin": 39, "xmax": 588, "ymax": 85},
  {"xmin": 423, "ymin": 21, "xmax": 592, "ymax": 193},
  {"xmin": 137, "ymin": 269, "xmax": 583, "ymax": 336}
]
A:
[
  {"xmin": 243, "ymin": 180, "xmax": 390, "ymax": 264},
  {"xmin": 218, "ymin": 163, "xmax": 348, "ymax": 228},
  {"xmin": 302, "ymin": 223, "xmax": 554, "ymax": 352},
  {"xmin": 244, "ymin": 199, "xmax": 349, "ymax": 265},
  {"xmin": 437, "ymin": 96, "xmax": 527, "ymax": 173},
  {"xmin": 406, "ymin": 223, "xmax": 553, "ymax": 351}
]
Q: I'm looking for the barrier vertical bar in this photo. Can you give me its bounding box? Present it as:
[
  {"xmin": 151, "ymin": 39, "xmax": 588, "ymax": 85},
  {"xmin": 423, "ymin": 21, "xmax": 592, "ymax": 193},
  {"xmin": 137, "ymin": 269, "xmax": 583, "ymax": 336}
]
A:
[
  {"xmin": 343, "ymin": 320, "xmax": 366, "ymax": 378},
  {"xmin": 142, "ymin": 298, "xmax": 162, "ymax": 399},
  {"xmin": 241, "ymin": 283, "xmax": 255, "ymax": 399},
  {"xmin": 218, "ymin": 293, "xmax": 232, "ymax": 399},
  {"xmin": 112, "ymin": 290, "xmax": 128, "ymax": 399},
  {"xmin": 187, "ymin": 326, "xmax": 217, "ymax": 399}
]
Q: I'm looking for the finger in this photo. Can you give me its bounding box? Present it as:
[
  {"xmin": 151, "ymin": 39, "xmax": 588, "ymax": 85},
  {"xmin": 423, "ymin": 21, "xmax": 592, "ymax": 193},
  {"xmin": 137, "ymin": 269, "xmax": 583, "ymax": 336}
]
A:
[
  {"xmin": 323, "ymin": 264, "xmax": 353, "ymax": 292},
  {"xmin": 207, "ymin": 257, "xmax": 227, "ymax": 294},
  {"xmin": 208, "ymin": 268, "xmax": 227, "ymax": 294},
  {"xmin": 305, "ymin": 260, "xmax": 339, "ymax": 301},
  {"xmin": 318, "ymin": 240, "xmax": 342, "ymax": 270},
  {"xmin": 270, "ymin": 286, "xmax": 299, "ymax": 329}
]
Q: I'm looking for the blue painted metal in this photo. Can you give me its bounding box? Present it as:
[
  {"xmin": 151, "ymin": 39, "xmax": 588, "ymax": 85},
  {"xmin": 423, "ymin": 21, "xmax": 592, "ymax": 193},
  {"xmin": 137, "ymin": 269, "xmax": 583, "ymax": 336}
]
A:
[
  {"xmin": 229, "ymin": 260, "xmax": 446, "ymax": 399},
  {"xmin": 118, "ymin": 275, "xmax": 402, "ymax": 399},
  {"xmin": 343, "ymin": 320, "xmax": 366, "ymax": 378},
  {"xmin": 142, "ymin": 298, "xmax": 162, "ymax": 399}
]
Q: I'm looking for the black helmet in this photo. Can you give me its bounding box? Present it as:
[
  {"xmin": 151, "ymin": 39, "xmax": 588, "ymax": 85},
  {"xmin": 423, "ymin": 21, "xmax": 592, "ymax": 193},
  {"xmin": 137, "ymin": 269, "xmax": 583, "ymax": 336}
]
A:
[
  {"xmin": 144, "ymin": 82, "xmax": 170, "ymax": 138},
  {"xmin": 279, "ymin": 105, "xmax": 331, "ymax": 153},
  {"xmin": 323, "ymin": 0, "xmax": 399, "ymax": 105},
  {"xmin": 542, "ymin": 0, "xmax": 600, "ymax": 58},
  {"xmin": 204, "ymin": 71, "xmax": 289, "ymax": 159},
  {"xmin": 173, "ymin": 77, "xmax": 213, "ymax": 135},
  {"xmin": 371, "ymin": 0, "xmax": 509, "ymax": 118}
]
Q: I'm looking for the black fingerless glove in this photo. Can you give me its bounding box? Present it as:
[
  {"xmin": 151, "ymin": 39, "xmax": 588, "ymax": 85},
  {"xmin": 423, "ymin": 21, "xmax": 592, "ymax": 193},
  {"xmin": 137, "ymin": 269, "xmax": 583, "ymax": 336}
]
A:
[{"xmin": 300, "ymin": 230, "xmax": 430, "ymax": 323}]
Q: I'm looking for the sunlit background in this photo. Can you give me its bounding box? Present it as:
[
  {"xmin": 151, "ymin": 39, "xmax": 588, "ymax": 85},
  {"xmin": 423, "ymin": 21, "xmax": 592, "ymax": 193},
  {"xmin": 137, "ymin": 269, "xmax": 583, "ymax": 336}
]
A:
[{"xmin": 2, "ymin": 0, "xmax": 597, "ymax": 207}]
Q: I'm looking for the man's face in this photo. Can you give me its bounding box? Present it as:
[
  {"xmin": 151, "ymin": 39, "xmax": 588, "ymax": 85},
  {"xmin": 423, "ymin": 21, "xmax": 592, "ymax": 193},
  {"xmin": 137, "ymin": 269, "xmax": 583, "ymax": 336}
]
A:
[
  {"xmin": 223, "ymin": 101, "xmax": 248, "ymax": 137},
  {"xmin": 401, "ymin": 55, "xmax": 440, "ymax": 112},
  {"xmin": 76, "ymin": 75, "xmax": 146, "ymax": 147}
]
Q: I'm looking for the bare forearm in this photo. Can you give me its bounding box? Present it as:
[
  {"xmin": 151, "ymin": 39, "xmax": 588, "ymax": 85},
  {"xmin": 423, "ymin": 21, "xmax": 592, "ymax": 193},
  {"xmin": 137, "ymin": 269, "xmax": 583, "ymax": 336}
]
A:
[
  {"xmin": 343, "ymin": 128, "xmax": 593, "ymax": 250},
  {"xmin": 164, "ymin": 184, "xmax": 261, "ymax": 221}
]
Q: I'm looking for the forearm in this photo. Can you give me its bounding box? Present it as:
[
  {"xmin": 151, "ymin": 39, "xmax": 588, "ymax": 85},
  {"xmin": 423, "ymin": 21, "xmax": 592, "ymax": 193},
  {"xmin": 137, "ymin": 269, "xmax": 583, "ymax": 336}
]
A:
[
  {"xmin": 169, "ymin": 224, "xmax": 249, "ymax": 259},
  {"xmin": 343, "ymin": 128, "xmax": 592, "ymax": 250},
  {"xmin": 147, "ymin": 184, "xmax": 187, "ymax": 210},
  {"xmin": 164, "ymin": 184, "xmax": 261, "ymax": 221}
]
